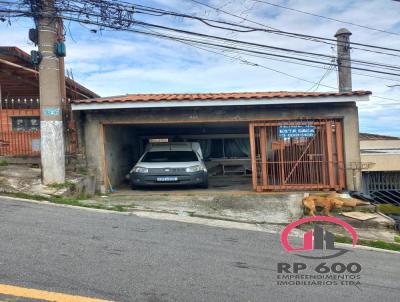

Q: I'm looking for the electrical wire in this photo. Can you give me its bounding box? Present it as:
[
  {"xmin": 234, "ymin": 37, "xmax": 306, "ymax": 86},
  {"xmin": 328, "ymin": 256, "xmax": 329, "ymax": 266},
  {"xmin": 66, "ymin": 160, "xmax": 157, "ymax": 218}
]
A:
[
  {"xmin": 251, "ymin": 0, "xmax": 400, "ymax": 36},
  {"xmin": 2, "ymin": 0, "xmax": 400, "ymax": 98},
  {"xmin": 129, "ymin": 26, "xmax": 400, "ymax": 103},
  {"xmin": 3, "ymin": 2, "xmax": 400, "ymax": 77},
  {"xmin": 5, "ymin": 0, "xmax": 400, "ymax": 57},
  {"xmin": 186, "ymin": 0, "xmax": 400, "ymax": 58}
]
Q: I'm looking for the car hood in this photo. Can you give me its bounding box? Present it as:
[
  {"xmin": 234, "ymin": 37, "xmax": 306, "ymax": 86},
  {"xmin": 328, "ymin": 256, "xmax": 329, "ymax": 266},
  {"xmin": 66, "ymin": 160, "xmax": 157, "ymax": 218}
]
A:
[{"xmin": 135, "ymin": 161, "xmax": 202, "ymax": 169}]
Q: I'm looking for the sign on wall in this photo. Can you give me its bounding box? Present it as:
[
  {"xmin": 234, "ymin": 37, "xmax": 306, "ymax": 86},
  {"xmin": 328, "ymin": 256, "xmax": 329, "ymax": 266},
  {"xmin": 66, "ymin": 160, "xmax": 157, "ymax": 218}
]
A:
[
  {"xmin": 32, "ymin": 139, "xmax": 41, "ymax": 151},
  {"xmin": 278, "ymin": 125, "xmax": 316, "ymax": 138}
]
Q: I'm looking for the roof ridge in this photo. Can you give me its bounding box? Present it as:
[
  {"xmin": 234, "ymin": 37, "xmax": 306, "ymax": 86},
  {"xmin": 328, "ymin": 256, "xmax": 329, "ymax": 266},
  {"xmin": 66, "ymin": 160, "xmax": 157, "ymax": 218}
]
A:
[
  {"xmin": 360, "ymin": 132, "xmax": 400, "ymax": 140},
  {"xmin": 73, "ymin": 90, "xmax": 371, "ymax": 104}
]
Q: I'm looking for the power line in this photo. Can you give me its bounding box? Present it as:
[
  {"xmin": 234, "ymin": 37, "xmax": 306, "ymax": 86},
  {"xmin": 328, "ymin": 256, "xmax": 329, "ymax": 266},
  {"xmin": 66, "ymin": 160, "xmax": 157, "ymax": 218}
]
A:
[
  {"xmin": 5, "ymin": 0, "xmax": 400, "ymax": 57},
  {"xmin": 59, "ymin": 12, "xmax": 400, "ymax": 83},
  {"xmin": 124, "ymin": 24, "xmax": 400, "ymax": 83},
  {"xmin": 65, "ymin": 11, "xmax": 400, "ymax": 77},
  {"xmin": 251, "ymin": 0, "xmax": 400, "ymax": 36},
  {"xmin": 131, "ymin": 27, "xmax": 400, "ymax": 103},
  {"xmin": 4, "ymin": 1, "xmax": 400, "ymax": 76},
  {"xmin": 108, "ymin": 20, "xmax": 400, "ymax": 76},
  {"xmin": 48, "ymin": 3, "xmax": 400, "ymax": 73},
  {"xmin": 186, "ymin": 0, "xmax": 400, "ymax": 58},
  {"xmin": 121, "ymin": 1, "xmax": 400, "ymax": 53},
  {"xmin": 2, "ymin": 0, "xmax": 398, "ymax": 103},
  {"xmin": 28, "ymin": 3, "xmax": 400, "ymax": 77}
]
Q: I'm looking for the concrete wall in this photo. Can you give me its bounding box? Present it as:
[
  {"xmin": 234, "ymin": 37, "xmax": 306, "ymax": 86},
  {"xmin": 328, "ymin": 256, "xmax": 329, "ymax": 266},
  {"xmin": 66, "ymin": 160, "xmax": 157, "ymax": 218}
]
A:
[
  {"xmin": 360, "ymin": 139, "xmax": 400, "ymax": 150},
  {"xmin": 80, "ymin": 102, "xmax": 361, "ymax": 191},
  {"xmin": 361, "ymin": 139, "xmax": 400, "ymax": 172},
  {"xmin": 361, "ymin": 154, "xmax": 400, "ymax": 172},
  {"xmin": 103, "ymin": 125, "xmax": 141, "ymax": 189}
]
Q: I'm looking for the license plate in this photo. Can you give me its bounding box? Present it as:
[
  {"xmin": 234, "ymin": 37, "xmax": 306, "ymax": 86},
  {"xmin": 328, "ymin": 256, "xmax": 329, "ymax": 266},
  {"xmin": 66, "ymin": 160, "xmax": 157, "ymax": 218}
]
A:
[{"xmin": 156, "ymin": 176, "xmax": 178, "ymax": 182}]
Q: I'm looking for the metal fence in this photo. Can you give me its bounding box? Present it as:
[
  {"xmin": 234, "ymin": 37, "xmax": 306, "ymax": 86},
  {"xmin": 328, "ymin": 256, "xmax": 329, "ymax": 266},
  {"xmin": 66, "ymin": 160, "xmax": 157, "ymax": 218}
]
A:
[
  {"xmin": 0, "ymin": 98, "xmax": 77, "ymax": 156},
  {"xmin": 363, "ymin": 171, "xmax": 400, "ymax": 206},
  {"xmin": 249, "ymin": 119, "xmax": 346, "ymax": 192}
]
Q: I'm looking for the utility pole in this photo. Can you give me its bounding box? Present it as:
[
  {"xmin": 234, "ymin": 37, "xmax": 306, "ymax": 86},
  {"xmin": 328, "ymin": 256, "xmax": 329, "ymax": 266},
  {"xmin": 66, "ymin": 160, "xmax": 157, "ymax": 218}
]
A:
[
  {"xmin": 38, "ymin": 0, "xmax": 65, "ymax": 184},
  {"xmin": 335, "ymin": 28, "xmax": 352, "ymax": 92}
]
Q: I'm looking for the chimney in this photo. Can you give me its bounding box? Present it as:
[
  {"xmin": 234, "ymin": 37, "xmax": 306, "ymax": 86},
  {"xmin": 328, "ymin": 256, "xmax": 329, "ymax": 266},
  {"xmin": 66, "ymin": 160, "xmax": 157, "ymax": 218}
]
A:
[{"xmin": 335, "ymin": 28, "xmax": 352, "ymax": 93}]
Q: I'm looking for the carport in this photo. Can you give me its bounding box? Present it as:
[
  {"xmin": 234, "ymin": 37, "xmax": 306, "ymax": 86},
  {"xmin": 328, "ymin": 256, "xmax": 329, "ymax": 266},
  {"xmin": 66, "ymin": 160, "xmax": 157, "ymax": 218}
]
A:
[
  {"xmin": 101, "ymin": 121, "xmax": 252, "ymax": 190},
  {"xmin": 71, "ymin": 91, "xmax": 370, "ymax": 193}
]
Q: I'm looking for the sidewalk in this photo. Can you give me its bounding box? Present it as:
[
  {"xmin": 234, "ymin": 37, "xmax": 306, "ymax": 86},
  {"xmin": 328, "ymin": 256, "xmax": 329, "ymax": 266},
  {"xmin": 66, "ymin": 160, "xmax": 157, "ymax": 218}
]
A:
[
  {"xmin": 78, "ymin": 189, "xmax": 397, "ymax": 242},
  {"xmin": 85, "ymin": 189, "xmax": 305, "ymax": 224}
]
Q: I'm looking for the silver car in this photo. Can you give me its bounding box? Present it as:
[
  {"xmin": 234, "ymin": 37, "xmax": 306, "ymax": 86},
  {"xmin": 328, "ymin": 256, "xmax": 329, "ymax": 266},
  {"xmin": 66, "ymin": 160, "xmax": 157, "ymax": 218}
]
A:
[{"xmin": 129, "ymin": 142, "xmax": 208, "ymax": 189}]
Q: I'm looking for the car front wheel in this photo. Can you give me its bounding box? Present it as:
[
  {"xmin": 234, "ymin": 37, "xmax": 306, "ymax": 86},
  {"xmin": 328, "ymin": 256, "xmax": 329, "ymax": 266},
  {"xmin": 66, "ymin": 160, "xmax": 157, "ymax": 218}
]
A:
[
  {"xmin": 199, "ymin": 178, "xmax": 208, "ymax": 189},
  {"xmin": 130, "ymin": 179, "xmax": 136, "ymax": 190}
]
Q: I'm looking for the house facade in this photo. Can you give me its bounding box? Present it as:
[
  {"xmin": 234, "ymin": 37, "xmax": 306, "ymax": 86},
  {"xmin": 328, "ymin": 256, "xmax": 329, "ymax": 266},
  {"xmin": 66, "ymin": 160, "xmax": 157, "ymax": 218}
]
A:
[
  {"xmin": 71, "ymin": 91, "xmax": 370, "ymax": 193},
  {"xmin": 360, "ymin": 132, "xmax": 400, "ymax": 204},
  {"xmin": 0, "ymin": 46, "xmax": 98, "ymax": 157}
]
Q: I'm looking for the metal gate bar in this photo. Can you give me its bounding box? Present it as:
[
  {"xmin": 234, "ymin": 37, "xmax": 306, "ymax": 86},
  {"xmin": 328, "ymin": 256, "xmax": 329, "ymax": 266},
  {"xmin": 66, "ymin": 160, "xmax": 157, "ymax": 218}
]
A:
[
  {"xmin": 249, "ymin": 119, "xmax": 346, "ymax": 192},
  {"xmin": 0, "ymin": 98, "xmax": 78, "ymax": 156},
  {"xmin": 364, "ymin": 171, "xmax": 400, "ymax": 205}
]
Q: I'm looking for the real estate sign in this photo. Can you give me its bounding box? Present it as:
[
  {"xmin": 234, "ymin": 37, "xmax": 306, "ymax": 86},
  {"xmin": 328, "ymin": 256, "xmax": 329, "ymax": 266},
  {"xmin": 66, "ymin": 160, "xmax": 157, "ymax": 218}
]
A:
[{"xmin": 278, "ymin": 125, "xmax": 315, "ymax": 138}]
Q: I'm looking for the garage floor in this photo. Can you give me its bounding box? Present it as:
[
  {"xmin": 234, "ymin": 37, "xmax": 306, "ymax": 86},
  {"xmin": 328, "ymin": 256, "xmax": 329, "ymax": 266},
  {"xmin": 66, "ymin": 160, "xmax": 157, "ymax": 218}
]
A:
[{"xmin": 114, "ymin": 175, "xmax": 253, "ymax": 195}]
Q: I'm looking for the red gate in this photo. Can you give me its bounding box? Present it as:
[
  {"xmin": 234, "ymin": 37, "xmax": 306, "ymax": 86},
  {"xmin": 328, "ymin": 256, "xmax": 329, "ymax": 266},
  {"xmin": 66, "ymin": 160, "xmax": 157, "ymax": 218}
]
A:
[{"xmin": 249, "ymin": 119, "xmax": 346, "ymax": 191}]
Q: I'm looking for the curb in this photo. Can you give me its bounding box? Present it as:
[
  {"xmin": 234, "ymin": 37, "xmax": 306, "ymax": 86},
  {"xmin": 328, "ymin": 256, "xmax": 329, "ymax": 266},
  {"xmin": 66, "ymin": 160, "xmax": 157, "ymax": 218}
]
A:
[
  {"xmin": 0, "ymin": 195, "xmax": 133, "ymax": 215},
  {"xmin": 336, "ymin": 241, "xmax": 400, "ymax": 254}
]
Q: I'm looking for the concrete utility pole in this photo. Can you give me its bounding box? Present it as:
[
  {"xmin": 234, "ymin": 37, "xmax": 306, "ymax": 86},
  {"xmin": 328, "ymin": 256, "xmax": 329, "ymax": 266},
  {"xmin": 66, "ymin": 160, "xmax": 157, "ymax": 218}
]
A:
[
  {"xmin": 38, "ymin": 0, "xmax": 65, "ymax": 184},
  {"xmin": 335, "ymin": 28, "xmax": 352, "ymax": 93}
]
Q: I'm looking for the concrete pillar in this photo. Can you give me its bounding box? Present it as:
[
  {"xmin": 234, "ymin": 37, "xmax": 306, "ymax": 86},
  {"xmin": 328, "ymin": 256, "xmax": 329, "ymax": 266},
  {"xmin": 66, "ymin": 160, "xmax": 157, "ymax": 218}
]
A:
[
  {"xmin": 38, "ymin": 0, "xmax": 65, "ymax": 184},
  {"xmin": 335, "ymin": 28, "xmax": 352, "ymax": 93},
  {"xmin": 342, "ymin": 105, "xmax": 362, "ymax": 191}
]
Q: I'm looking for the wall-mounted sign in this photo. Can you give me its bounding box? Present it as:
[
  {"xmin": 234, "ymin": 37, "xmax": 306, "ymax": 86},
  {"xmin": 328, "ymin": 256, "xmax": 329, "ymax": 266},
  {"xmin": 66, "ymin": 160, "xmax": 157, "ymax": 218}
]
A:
[
  {"xmin": 278, "ymin": 125, "xmax": 315, "ymax": 138},
  {"xmin": 43, "ymin": 108, "xmax": 61, "ymax": 116},
  {"xmin": 32, "ymin": 139, "xmax": 41, "ymax": 151}
]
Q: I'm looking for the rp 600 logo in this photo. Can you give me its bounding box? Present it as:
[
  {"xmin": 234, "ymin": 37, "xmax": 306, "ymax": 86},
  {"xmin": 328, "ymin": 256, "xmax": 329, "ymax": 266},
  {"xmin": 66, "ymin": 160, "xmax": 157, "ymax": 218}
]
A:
[{"xmin": 280, "ymin": 216, "xmax": 358, "ymax": 259}]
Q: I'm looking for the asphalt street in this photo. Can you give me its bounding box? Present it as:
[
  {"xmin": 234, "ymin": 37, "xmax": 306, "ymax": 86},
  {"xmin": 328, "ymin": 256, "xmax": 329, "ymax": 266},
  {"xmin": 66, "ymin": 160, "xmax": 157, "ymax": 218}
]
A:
[{"xmin": 0, "ymin": 197, "xmax": 398, "ymax": 302}]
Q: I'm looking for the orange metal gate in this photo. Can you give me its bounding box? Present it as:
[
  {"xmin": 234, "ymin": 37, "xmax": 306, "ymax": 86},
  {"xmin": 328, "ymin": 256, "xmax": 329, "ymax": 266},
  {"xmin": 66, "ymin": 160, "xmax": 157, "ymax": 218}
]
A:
[
  {"xmin": 249, "ymin": 119, "xmax": 346, "ymax": 192},
  {"xmin": 0, "ymin": 98, "xmax": 78, "ymax": 156}
]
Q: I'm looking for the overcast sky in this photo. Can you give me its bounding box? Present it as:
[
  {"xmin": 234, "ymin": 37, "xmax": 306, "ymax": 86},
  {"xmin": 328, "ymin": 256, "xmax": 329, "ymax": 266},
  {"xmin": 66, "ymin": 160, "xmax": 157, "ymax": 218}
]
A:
[{"xmin": 1, "ymin": 0, "xmax": 400, "ymax": 135}]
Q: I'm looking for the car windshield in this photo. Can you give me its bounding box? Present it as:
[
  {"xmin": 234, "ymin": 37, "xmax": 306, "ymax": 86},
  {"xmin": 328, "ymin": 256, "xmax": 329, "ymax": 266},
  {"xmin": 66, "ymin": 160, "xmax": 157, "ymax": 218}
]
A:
[{"xmin": 141, "ymin": 151, "xmax": 199, "ymax": 163}]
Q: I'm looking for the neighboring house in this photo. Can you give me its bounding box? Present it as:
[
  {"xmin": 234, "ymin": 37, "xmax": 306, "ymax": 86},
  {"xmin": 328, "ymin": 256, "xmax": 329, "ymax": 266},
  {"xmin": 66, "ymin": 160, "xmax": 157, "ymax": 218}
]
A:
[
  {"xmin": 0, "ymin": 46, "xmax": 98, "ymax": 156},
  {"xmin": 360, "ymin": 133, "xmax": 400, "ymax": 204},
  {"xmin": 71, "ymin": 91, "xmax": 371, "ymax": 192}
]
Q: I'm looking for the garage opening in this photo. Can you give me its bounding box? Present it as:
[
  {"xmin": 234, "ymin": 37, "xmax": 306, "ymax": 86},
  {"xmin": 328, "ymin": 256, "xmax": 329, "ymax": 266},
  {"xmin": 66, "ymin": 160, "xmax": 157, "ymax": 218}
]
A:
[
  {"xmin": 102, "ymin": 119, "xmax": 346, "ymax": 192},
  {"xmin": 102, "ymin": 122, "xmax": 253, "ymax": 191}
]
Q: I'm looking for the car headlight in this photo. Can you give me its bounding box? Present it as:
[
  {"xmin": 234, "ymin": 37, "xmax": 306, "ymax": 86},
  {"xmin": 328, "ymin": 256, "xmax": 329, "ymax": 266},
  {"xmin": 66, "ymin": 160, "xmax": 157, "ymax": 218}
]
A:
[
  {"xmin": 132, "ymin": 166, "xmax": 148, "ymax": 173},
  {"xmin": 185, "ymin": 165, "xmax": 203, "ymax": 173}
]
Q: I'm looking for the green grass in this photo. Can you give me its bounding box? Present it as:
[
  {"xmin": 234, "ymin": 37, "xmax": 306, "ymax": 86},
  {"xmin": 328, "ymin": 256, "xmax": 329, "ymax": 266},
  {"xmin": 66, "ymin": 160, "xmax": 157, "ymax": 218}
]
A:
[
  {"xmin": 3, "ymin": 192, "xmax": 128, "ymax": 212},
  {"xmin": 47, "ymin": 181, "xmax": 75, "ymax": 190},
  {"xmin": 0, "ymin": 160, "xmax": 8, "ymax": 166},
  {"xmin": 378, "ymin": 204, "xmax": 400, "ymax": 215},
  {"xmin": 335, "ymin": 235, "xmax": 400, "ymax": 252},
  {"xmin": 395, "ymin": 236, "xmax": 400, "ymax": 244},
  {"xmin": 110, "ymin": 205, "xmax": 128, "ymax": 211},
  {"xmin": 76, "ymin": 166, "xmax": 89, "ymax": 175}
]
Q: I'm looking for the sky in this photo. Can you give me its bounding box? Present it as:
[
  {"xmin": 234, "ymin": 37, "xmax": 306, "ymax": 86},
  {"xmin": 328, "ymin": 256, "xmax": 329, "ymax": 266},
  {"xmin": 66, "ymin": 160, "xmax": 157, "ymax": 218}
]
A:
[{"xmin": 1, "ymin": 0, "xmax": 400, "ymax": 136}]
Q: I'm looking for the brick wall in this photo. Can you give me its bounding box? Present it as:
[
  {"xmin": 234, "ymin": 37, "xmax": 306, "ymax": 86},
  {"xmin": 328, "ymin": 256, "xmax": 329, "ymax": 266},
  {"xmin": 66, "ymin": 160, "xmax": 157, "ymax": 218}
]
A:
[{"xmin": 0, "ymin": 109, "xmax": 41, "ymax": 156}]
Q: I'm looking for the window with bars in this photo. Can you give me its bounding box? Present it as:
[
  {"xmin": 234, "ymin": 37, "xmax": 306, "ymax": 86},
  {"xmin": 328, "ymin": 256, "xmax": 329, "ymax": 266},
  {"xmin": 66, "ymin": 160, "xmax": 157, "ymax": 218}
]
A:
[{"xmin": 11, "ymin": 116, "xmax": 40, "ymax": 131}]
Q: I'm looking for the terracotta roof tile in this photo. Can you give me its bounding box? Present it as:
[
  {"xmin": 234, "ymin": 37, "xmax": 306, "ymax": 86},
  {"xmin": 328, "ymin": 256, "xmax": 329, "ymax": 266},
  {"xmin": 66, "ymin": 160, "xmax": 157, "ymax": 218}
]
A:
[
  {"xmin": 360, "ymin": 132, "xmax": 400, "ymax": 140},
  {"xmin": 72, "ymin": 90, "xmax": 371, "ymax": 104}
]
